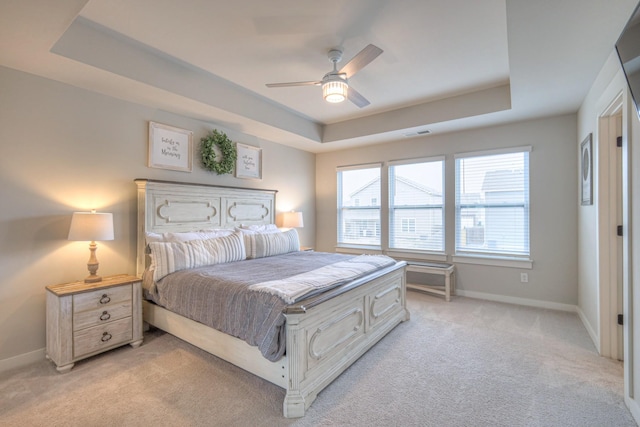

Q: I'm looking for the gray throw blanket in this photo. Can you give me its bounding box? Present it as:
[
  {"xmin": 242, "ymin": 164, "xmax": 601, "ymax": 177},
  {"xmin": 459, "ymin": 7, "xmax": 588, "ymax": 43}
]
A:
[
  {"xmin": 249, "ymin": 254, "xmax": 396, "ymax": 303},
  {"xmin": 146, "ymin": 251, "xmax": 386, "ymax": 361}
]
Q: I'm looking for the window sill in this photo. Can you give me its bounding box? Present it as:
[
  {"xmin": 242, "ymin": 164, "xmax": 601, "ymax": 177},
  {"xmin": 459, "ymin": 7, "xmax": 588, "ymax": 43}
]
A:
[
  {"xmin": 384, "ymin": 250, "xmax": 448, "ymax": 263},
  {"xmin": 336, "ymin": 245, "xmax": 382, "ymax": 255},
  {"xmin": 452, "ymin": 254, "xmax": 533, "ymax": 269}
]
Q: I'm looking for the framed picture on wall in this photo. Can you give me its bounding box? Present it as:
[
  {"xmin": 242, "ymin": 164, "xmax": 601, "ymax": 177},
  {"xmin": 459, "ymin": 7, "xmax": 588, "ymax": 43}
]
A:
[
  {"xmin": 148, "ymin": 121, "xmax": 193, "ymax": 172},
  {"xmin": 580, "ymin": 133, "xmax": 593, "ymax": 206},
  {"xmin": 236, "ymin": 143, "xmax": 262, "ymax": 180}
]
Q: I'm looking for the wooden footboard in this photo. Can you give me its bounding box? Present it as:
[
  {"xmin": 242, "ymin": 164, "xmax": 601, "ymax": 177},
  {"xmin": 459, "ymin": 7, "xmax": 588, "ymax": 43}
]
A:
[
  {"xmin": 142, "ymin": 262, "xmax": 408, "ymax": 418},
  {"xmin": 282, "ymin": 262, "xmax": 408, "ymax": 417}
]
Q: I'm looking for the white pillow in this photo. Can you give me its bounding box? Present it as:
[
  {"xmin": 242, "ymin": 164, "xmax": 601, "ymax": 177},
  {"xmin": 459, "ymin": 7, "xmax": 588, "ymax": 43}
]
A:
[
  {"xmin": 165, "ymin": 229, "xmax": 233, "ymax": 242},
  {"xmin": 236, "ymin": 224, "xmax": 280, "ymax": 234},
  {"xmin": 145, "ymin": 232, "xmax": 164, "ymax": 244},
  {"xmin": 146, "ymin": 229, "xmax": 233, "ymax": 244},
  {"xmin": 149, "ymin": 232, "xmax": 246, "ymax": 281},
  {"xmin": 244, "ymin": 228, "xmax": 300, "ymax": 259}
]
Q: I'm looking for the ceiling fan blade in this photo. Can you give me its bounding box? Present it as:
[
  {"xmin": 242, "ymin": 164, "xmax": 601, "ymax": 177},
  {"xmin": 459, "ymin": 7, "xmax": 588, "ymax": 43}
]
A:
[
  {"xmin": 347, "ymin": 86, "xmax": 370, "ymax": 108},
  {"xmin": 339, "ymin": 44, "xmax": 383, "ymax": 78},
  {"xmin": 266, "ymin": 81, "xmax": 321, "ymax": 88}
]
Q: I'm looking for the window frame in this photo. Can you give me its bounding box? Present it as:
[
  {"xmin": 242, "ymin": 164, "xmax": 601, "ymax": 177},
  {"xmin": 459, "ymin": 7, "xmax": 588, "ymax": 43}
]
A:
[
  {"xmin": 387, "ymin": 156, "xmax": 445, "ymax": 255},
  {"xmin": 336, "ymin": 163, "xmax": 382, "ymax": 249}
]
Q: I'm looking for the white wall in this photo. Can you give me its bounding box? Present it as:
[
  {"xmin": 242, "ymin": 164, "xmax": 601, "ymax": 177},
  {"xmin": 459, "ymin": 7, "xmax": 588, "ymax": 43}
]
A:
[
  {"xmin": 0, "ymin": 66, "xmax": 316, "ymax": 368},
  {"xmin": 317, "ymin": 115, "xmax": 578, "ymax": 306}
]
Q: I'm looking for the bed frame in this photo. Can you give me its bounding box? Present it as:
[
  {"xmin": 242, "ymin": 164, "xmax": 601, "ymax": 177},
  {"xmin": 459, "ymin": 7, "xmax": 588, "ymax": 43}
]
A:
[{"xmin": 135, "ymin": 179, "xmax": 409, "ymax": 418}]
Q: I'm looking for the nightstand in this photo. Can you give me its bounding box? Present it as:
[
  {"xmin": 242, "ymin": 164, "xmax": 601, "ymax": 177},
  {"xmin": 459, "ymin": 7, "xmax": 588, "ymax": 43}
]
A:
[
  {"xmin": 300, "ymin": 246, "xmax": 314, "ymax": 251},
  {"xmin": 46, "ymin": 274, "xmax": 143, "ymax": 373}
]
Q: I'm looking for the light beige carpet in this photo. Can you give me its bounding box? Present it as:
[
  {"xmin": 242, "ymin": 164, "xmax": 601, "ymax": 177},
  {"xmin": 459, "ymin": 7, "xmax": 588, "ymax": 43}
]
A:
[{"xmin": 0, "ymin": 292, "xmax": 635, "ymax": 427}]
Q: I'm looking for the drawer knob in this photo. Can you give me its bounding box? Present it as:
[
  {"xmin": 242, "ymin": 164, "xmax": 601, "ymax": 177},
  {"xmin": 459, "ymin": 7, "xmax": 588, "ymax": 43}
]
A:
[
  {"xmin": 101, "ymin": 332, "xmax": 112, "ymax": 342},
  {"xmin": 99, "ymin": 294, "xmax": 111, "ymax": 304},
  {"xmin": 99, "ymin": 311, "xmax": 111, "ymax": 321}
]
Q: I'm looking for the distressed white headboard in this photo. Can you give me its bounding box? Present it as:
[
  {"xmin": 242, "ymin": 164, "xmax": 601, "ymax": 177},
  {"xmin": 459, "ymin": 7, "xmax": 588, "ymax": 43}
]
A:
[{"xmin": 135, "ymin": 179, "xmax": 277, "ymax": 276}]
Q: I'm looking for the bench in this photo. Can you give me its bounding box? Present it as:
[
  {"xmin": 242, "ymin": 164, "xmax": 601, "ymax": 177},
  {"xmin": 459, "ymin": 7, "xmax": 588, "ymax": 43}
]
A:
[{"xmin": 405, "ymin": 261, "xmax": 456, "ymax": 302}]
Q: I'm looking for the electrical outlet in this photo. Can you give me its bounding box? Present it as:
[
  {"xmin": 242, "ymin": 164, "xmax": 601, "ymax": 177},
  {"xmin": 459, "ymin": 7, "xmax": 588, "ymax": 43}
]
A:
[{"xmin": 520, "ymin": 273, "xmax": 529, "ymax": 283}]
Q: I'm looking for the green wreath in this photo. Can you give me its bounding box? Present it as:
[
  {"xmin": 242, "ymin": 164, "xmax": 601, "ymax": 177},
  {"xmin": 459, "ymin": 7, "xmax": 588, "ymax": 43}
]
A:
[{"xmin": 200, "ymin": 129, "xmax": 237, "ymax": 175}]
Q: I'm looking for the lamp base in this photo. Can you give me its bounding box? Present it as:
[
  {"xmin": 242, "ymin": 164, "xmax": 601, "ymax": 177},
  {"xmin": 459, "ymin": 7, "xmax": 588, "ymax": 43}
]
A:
[
  {"xmin": 84, "ymin": 274, "xmax": 102, "ymax": 283},
  {"xmin": 85, "ymin": 257, "xmax": 102, "ymax": 283}
]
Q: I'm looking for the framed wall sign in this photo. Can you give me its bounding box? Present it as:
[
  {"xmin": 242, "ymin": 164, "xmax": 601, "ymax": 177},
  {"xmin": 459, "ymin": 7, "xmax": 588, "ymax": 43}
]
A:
[
  {"xmin": 236, "ymin": 143, "xmax": 262, "ymax": 180},
  {"xmin": 580, "ymin": 133, "xmax": 592, "ymax": 206},
  {"xmin": 148, "ymin": 121, "xmax": 193, "ymax": 172}
]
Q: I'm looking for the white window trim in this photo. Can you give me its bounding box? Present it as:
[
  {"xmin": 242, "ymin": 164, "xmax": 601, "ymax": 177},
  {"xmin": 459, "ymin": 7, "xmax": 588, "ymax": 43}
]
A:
[
  {"xmin": 336, "ymin": 162, "xmax": 382, "ymax": 172},
  {"xmin": 337, "ymin": 164, "xmax": 382, "ymax": 248},
  {"xmin": 336, "ymin": 245, "xmax": 382, "ymax": 255},
  {"xmin": 454, "ymin": 147, "xmax": 531, "ymax": 260},
  {"xmin": 385, "ymin": 249, "xmax": 448, "ymax": 263},
  {"xmin": 388, "ymin": 155, "xmax": 446, "ymax": 166},
  {"xmin": 334, "ymin": 151, "xmax": 537, "ymax": 269},
  {"xmin": 454, "ymin": 145, "xmax": 532, "ymax": 159},
  {"xmin": 388, "ymin": 157, "xmax": 445, "ymax": 254}
]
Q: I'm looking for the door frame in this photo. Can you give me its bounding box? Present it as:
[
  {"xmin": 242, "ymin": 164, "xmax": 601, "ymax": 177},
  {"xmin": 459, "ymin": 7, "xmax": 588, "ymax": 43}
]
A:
[{"xmin": 597, "ymin": 92, "xmax": 627, "ymax": 361}]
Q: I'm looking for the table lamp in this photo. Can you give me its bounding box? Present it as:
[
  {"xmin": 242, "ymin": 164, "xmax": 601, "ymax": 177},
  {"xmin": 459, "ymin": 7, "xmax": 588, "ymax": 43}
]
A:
[
  {"xmin": 68, "ymin": 210, "xmax": 114, "ymax": 283},
  {"xmin": 282, "ymin": 211, "xmax": 304, "ymax": 229}
]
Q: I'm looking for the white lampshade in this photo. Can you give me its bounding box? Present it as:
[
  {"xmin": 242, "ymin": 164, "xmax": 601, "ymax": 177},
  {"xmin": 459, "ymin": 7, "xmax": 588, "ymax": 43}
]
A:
[
  {"xmin": 68, "ymin": 211, "xmax": 114, "ymax": 242},
  {"xmin": 282, "ymin": 211, "xmax": 304, "ymax": 228},
  {"xmin": 68, "ymin": 211, "xmax": 114, "ymax": 283},
  {"xmin": 322, "ymin": 78, "xmax": 348, "ymax": 103}
]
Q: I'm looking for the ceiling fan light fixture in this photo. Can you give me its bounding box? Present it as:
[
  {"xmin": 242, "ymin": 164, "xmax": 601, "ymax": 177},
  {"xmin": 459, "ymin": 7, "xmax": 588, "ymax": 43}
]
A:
[
  {"xmin": 266, "ymin": 44, "xmax": 382, "ymax": 108},
  {"xmin": 322, "ymin": 79, "xmax": 348, "ymax": 103}
]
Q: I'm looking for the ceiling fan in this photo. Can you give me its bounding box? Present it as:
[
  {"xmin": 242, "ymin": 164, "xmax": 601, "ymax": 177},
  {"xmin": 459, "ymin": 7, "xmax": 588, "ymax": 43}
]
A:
[{"xmin": 265, "ymin": 44, "xmax": 383, "ymax": 108}]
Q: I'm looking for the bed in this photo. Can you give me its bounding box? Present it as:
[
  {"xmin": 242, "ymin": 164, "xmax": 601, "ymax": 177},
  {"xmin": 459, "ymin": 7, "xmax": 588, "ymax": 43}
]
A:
[{"xmin": 135, "ymin": 179, "xmax": 409, "ymax": 418}]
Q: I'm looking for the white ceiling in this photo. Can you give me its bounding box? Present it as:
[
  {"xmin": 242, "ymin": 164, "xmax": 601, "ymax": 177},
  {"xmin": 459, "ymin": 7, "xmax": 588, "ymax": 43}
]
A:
[{"xmin": 0, "ymin": 0, "xmax": 638, "ymax": 153}]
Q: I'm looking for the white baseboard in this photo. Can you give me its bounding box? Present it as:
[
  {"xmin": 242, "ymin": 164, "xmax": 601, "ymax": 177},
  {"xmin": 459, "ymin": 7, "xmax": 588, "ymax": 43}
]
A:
[
  {"xmin": 456, "ymin": 289, "xmax": 577, "ymax": 312},
  {"xmin": 576, "ymin": 305, "xmax": 600, "ymax": 351},
  {"xmin": 0, "ymin": 347, "xmax": 45, "ymax": 373},
  {"xmin": 626, "ymin": 395, "xmax": 640, "ymax": 426}
]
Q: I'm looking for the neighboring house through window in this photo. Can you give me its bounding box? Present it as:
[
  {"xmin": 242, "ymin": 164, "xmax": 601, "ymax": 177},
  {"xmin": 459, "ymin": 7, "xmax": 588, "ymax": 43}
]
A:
[{"xmin": 401, "ymin": 218, "xmax": 416, "ymax": 233}]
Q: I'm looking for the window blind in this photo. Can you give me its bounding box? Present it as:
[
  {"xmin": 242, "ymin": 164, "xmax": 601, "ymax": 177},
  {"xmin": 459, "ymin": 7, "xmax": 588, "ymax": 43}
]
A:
[{"xmin": 455, "ymin": 149, "xmax": 530, "ymax": 257}]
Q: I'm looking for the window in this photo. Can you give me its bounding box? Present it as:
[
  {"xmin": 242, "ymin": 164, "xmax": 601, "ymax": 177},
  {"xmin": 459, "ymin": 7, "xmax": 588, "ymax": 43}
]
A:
[
  {"xmin": 401, "ymin": 218, "xmax": 416, "ymax": 233},
  {"xmin": 455, "ymin": 147, "xmax": 530, "ymax": 258},
  {"xmin": 389, "ymin": 158, "xmax": 444, "ymax": 252},
  {"xmin": 337, "ymin": 164, "xmax": 381, "ymax": 247}
]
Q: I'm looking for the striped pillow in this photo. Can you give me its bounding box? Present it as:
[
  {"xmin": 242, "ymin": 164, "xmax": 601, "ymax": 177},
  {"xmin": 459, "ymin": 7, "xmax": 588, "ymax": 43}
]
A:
[
  {"xmin": 149, "ymin": 232, "xmax": 246, "ymax": 281},
  {"xmin": 244, "ymin": 228, "xmax": 300, "ymax": 259}
]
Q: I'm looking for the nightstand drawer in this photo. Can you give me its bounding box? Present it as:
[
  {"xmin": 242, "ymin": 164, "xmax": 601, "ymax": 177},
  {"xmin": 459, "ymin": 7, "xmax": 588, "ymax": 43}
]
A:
[
  {"xmin": 73, "ymin": 284, "xmax": 132, "ymax": 313},
  {"xmin": 73, "ymin": 301, "xmax": 132, "ymax": 331},
  {"xmin": 73, "ymin": 316, "xmax": 133, "ymax": 358}
]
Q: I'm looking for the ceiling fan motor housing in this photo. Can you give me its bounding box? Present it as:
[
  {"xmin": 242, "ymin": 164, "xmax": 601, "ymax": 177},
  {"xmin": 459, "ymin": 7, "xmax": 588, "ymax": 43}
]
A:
[
  {"xmin": 322, "ymin": 72, "xmax": 347, "ymax": 84},
  {"xmin": 327, "ymin": 49, "xmax": 343, "ymax": 64}
]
